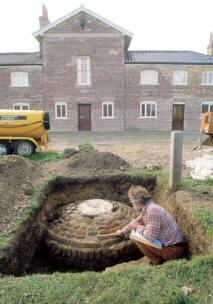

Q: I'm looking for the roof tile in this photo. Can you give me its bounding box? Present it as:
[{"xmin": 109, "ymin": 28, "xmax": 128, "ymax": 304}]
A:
[
  {"xmin": 125, "ymin": 50, "xmax": 213, "ymax": 64},
  {"xmin": 0, "ymin": 52, "xmax": 43, "ymax": 66}
]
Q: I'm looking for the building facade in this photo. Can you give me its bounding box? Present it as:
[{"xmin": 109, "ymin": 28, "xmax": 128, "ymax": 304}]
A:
[{"xmin": 0, "ymin": 5, "xmax": 213, "ymax": 132}]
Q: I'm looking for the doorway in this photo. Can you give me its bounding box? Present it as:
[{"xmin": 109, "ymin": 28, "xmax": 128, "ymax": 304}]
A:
[
  {"xmin": 172, "ymin": 104, "xmax": 185, "ymax": 130},
  {"xmin": 78, "ymin": 104, "xmax": 91, "ymax": 131}
]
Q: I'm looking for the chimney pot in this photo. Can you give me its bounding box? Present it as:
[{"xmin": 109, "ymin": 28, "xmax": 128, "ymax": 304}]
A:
[{"xmin": 39, "ymin": 4, "xmax": 50, "ymax": 28}]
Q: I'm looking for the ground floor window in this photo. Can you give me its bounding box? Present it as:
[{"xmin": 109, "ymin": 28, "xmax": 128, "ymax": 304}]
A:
[
  {"xmin": 13, "ymin": 103, "xmax": 30, "ymax": 110},
  {"xmin": 55, "ymin": 102, "xmax": 67, "ymax": 119},
  {"xmin": 102, "ymin": 102, "xmax": 114, "ymax": 118},
  {"xmin": 140, "ymin": 101, "xmax": 157, "ymax": 118},
  {"xmin": 201, "ymin": 102, "xmax": 213, "ymax": 114}
]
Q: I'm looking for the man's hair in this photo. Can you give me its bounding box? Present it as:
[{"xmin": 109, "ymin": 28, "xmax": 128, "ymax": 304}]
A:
[{"xmin": 128, "ymin": 185, "xmax": 151, "ymax": 205}]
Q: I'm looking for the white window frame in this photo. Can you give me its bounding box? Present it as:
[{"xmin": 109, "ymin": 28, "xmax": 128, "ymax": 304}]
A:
[
  {"xmin": 173, "ymin": 71, "xmax": 187, "ymax": 85},
  {"xmin": 201, "ymin": 102, "xmax": 213, "ymax": 117},
  {"xmin": 11, "ymin": 72, "xmax": 29, "ymax": 87},
  {"xmin": 13, "ymin": 103, "xmax": 30, "ymax": 110},
  {"xmin": 140, "ymin": 101, "xmax": 157, "ymax": 118},
  {"xmin": 140, "ymin": 70, "xmax": 158, "ymax": 85},
  {"xmin": 102, "ymin": 102, "xmax": 114, "ymax": 119},
  {"xmin": 202, "ymin": 71, "xmax": 213, "ymax": 85},
  {"xmin": 55, "ymin": 102, "xmax": 67, "ymax": 119},
  {"xmin": 77, "ymin": 56, "xmax": 91, "ymax": 86}
]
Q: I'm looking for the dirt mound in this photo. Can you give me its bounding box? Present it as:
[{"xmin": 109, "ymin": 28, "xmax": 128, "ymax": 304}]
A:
[
  {"xmin": 0, "ymin": 155, "xmax": 43, "ymax": 234},
  {"xmin": 67, "ymin": 151, "xmax": 130, "ymax": 171}
]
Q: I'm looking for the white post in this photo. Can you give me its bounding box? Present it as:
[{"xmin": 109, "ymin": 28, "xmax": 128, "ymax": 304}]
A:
[{"xmin": 169, "ymin": 131, "xmax": 183, "ymax": 191}]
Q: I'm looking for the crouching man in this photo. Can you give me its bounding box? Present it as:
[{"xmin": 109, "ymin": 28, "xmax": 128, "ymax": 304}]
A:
[{"xmin": 115, "ymin": 186, "xmax": 188, "ymax": 265}]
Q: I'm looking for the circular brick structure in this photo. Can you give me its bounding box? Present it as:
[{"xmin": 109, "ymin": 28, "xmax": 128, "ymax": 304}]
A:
[{"xmin": 45, "ymin": 199, "xmax": 139, "ymax": 269}]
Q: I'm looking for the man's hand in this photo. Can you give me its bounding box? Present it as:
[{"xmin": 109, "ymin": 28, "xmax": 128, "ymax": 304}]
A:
[{"xmin": 115, "ymin": 230, "xmax": 125, "ymax": 238}]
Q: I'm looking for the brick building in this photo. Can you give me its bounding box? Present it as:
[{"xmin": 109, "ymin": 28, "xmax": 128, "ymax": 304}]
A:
[{"xmin": 0, "ymin": 5, "xmax": 213, "ymax": 132}]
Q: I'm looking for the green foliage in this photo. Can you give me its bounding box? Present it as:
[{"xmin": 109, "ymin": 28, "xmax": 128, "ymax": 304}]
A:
[
  {"xmin": 131, "ymin": 168, "xmax": 169, "ymax": 184},
  {"xmin": 204, "ymin": 177, "xmax": 213, "ymax": 186},
  {"xmin": 193, "ymin": 208, "xmax": 213, "ymax": 237},
  {"xmin": 182, "ymin": 176, "xmax": 213, "ymax": 193},
  {"xmin": 0, "ymin": 255, "xmax": 212, "ymax": 304},
  {"xmin": 79, "ymin": 142, "xmax": 94, "ymax": 152},
  {"xmin": 26, "ymin": 151, "xmax": 63, "ymax": 162}
]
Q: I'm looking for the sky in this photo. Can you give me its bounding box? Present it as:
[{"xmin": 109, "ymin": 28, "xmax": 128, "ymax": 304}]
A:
[{"xmin": 0, "ymin": 0, "xmax": 213, "ymax": 54}]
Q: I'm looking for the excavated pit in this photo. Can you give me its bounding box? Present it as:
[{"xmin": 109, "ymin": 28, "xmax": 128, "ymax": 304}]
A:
[
  {"xmin": 0, "ymin": 174, "xmax": 212, "ymax": 276},
  {"xmin": 0, "ymin": 175, "xmax": 155, "ymax": 275}
]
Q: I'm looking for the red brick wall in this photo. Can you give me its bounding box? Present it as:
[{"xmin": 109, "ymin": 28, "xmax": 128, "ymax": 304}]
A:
[
  {"xmin": 0, "ymin": 66, "xmax": 43, "ymax": 110},
  {"xmin": 0, "ymin": 13, "xmax": 213, "ymax": 131}
]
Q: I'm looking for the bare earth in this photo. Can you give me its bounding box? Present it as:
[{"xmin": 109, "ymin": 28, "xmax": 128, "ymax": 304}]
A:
[
  {"xmin": 48, "ymin": 131, "xmax": 212, "ymax": 171},
  {"xmin": 0, "ymin": 131, "xmax": 212, "ymax": 236}
]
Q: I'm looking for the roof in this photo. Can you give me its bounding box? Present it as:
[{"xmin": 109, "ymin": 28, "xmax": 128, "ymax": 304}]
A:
[
  {"xmin": 33, "ymin": 5, "xmax": 133, "ymax": 39},
  {"xmin": 125, "ymin": 50, "xmax": 213, "ymax": 64},
  {"xmin": 0, "ymin": 52, "xmax": 43, "ymax": 66}
]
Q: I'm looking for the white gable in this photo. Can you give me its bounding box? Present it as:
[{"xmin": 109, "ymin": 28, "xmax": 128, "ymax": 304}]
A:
[{"xmin": 33, "ymin": 5, "xmax": 133, "ymax": 38}]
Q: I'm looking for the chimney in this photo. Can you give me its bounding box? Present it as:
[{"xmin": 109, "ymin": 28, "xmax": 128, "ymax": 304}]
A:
[
  {"xmin": 207, "ymin": 32, "xmax": 213, "ymax": 56},
  {"xmin": 39, "ymin": 4, "xmax": 50, "ymax": 28}
]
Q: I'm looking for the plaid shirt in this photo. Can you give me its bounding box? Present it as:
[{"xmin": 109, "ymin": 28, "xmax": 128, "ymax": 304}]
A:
[{"xmin": 122, "ymin": 201, "xmax": 185, "ymax": 246}]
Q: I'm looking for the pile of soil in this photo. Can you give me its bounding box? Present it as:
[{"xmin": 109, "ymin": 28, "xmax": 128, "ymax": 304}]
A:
[
  {"xmin": 67, "ymin": 151, "xmax": 129, "ymax": 170},
  {"xmin": 0, "ymin": 156, "xmax": 43, "ymax": 234},
  {"xmin": 51, "ymin": 151, "xmax": 130, "ymax": 176}
]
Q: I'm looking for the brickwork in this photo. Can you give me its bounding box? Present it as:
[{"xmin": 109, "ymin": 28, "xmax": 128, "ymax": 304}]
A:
[
  {"xmin": 125, "ymin": 64, "xmax": 213, "ymax": 130},
  {"xmin": 0, "ymin": 10, "xmax": 213, "ymax": 131}
]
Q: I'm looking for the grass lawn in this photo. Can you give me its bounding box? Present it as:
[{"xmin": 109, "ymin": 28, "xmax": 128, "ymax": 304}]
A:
[{"xmin": 0, "ymin": 255, "xmax": 212, "ymax": 304}]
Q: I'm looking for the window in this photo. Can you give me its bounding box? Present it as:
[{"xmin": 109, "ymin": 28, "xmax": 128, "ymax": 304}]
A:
[
  {"xmin": 140, "ymin": 102, "xmax": 157, "ymax": 118},
  {"xmin": 55, "ymin": 102, "xmax": 67, "ymax": 119},
  {"xmin": 140, "ymin": 70, "xmax": 158, "ymax": 85},
  {"xmin": 77, "ymin": 56, "xmax": 91, "ymax": 85},
  {"xmin": 13, "ymin": 103, "xmax": 30, "ymax": 110},
  {"xmin": 201, "ymin": 102, "xmax": 213, "ymax": 114},
  {"xmin": 173, "ymin": 71, "xmax": 187, "ymax": 85},
  {"xmin": 102, "ymin": 102, "xmax": 114, "ymax": 118},
  {"xmin": 202, "ymin": 72, "xmax": 213, "ymax": 85},
  {"xmin": 11, "ymin": 72, "xmax": 29, "ymax": 87}
]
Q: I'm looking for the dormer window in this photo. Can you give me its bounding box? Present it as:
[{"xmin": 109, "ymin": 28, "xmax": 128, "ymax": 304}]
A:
[
  {"xmin": 140, "ymin": 70, "xmax": 158, "ymax": 85},
  {"xmin": 11, "ymin": 72, "xmax": 29, "ymax": 87}
]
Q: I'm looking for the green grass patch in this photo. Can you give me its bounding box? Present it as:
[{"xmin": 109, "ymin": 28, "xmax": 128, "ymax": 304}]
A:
[
  {"xmin": 193, "ymin": 208, "xmax": 213, "ymax": 237},
  {"xmin": 26, "ymin": 151, "xmax": 63, "ymax": 162},
  {"xmin": 131, "ymin": 168, "xmax": 169, "ymax": 184},
  {"xmin": 0, "ymin": 255, "xmax": 212, "ymax": 304},
  {"xmin": 182, "ymin": 176, "xmax": 213, "ymax": 193},
  {"xmin": 79, "ymin": 142, "xmax": 94, "ymax": 152}
]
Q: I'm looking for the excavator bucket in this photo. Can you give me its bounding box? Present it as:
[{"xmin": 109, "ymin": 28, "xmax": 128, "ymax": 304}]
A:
[{"xmin": 200, "ymin": 112, "xmax": 213, "ymax": 146}]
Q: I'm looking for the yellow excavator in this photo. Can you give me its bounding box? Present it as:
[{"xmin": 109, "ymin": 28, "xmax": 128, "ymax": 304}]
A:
[
  {"xmin": 200, "ymin": 112, "xmax": 213, "ymax": 146},
  {"xmin": 0, "ymin": 110, "xmax": 50, "ymax": 156}
]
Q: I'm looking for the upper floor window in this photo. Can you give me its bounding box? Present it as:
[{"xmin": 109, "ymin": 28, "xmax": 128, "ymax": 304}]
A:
[
  {"xmin": 173, "ymin": 71, "xmax": 187, "ymax": 85},
  {"xmin": 11, "ymin": 72, "xmax": 29, "ymax": 87},
  {"xmin": 202, "ymin": 71, "xmax": 213, "ymax": 85},
  {"xmin": 140, "ymin": 101, "xmax": 157, "ymax": 118},
  {"xmin": 55, "ymin": 102, "xmax": 67, "ymax": 119},
  {"xmin": 13, "ymin": 103, "xmax": 30, "ymax": 110},
  {"xmin": 201, "ymin": 102, "xmax": 213, "ymax": 114},
  {"xmin": 140, "ymin": 70, "xmax": 158, "ymax": 85},
  {"xmin": 77, "ymin": 56, "xmax": 91, "ymax": 85},
  {"xmin": 102, "ymin": 102, "xmax": 114, "ymax": 119}
]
